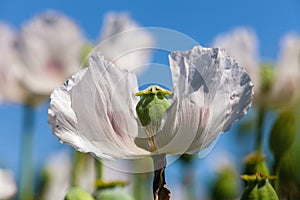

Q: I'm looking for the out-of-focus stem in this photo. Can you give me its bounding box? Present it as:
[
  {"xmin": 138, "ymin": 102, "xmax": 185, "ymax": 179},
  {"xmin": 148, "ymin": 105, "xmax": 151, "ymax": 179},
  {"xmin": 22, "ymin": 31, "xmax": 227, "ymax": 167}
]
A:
[
  {"xmin": 19, "ymin": 104, "xmax": 35, "ymax": 200},
  {"xmin": 71, "ymin": 151, "xmax": 82, "ymax": 187},
  {"xmin": 256, "ymin": 106, "xmax": 265, "ymax": 152},
  {"xmin": 183, "ymin": 166, "xmax": 196, "ymax": 200},
  {"xmin": 95, "ymin": 158, "xmax": 102, "ymax": 181},
  {"xmin": 133, "ymin": 172, "xmax": 152, "ymax": 200}
]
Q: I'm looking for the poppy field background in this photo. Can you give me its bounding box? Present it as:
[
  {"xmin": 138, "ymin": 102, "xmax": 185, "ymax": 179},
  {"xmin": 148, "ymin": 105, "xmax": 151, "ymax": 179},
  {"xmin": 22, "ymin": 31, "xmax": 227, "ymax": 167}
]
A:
[{"xmin": 0, "ymin": 0, "xmax": 300, "ymax": 199}]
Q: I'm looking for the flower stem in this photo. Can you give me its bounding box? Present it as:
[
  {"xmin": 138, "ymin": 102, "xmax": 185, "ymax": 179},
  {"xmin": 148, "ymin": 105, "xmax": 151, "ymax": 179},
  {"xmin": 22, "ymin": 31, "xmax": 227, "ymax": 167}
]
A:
[
  {"xmin": 152, "ymin": 154, "xmax": 170, "ymax": 200},
  {"xmin": 256, "ymin": 106, "xmax": 265, "ymax": 152},
  {"xmin": 96, "ymin": 158, "xmax": 103, "ymax": 181},
  {"xmin": 19, "ymin": 104, "xmax": 35, "ymax": 200},
  {"xmin": 133, "ymin": 172, "xmax": 152, "ymax": 200},
  {"xmin": 71, "ymin": 151, "xmax": 83, "ymax": 187}
]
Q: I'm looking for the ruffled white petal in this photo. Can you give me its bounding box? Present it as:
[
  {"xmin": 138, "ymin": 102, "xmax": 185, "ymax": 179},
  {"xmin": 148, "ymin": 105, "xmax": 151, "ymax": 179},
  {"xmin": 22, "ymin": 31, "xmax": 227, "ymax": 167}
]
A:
[
  {"xmin": 48, "ymin": 67, "xmax": 88, "ymax": 152},
  {"xmin": 271, "ymin": 33, "xmax": 300, "ymax": 107},
  {"xmin": 49, "ymin": 53, "xmax": 149, "ymax": 160},
  {"xmin": 148, "ymin": 46, "xmax": 253, "ymax": 154},
  {"xmin": 96, "ymin": 12, "xmax": 154, "ymax": 72},
  {"xmin": 213, "ymin": 28, "xmax": 260, "ymax": 92},
  {"xmin": 16, "ymin": 11, "xmax": 85, "ymax": 95}
]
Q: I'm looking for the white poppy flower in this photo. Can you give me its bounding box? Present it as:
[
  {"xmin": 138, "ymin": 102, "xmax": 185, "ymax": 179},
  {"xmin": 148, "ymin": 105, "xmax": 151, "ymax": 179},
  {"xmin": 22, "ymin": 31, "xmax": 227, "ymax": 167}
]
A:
[
  {"xmin": 0, "ymin": 24, "xmax": 27, "ymax": 103},
  {"xmin": 42, "ymin": 152, "xmax": 71, "ymax": 200},
  {"xmin": 96, "ymin": 12, "xmax": 154, "ymax": 72},
  {"xmin": 213, "ymin": 28, "xmax": 300, "ymax": 108},
  {"xmin": 42, "ymin": 151, "xmax": 97, "ymax": 200},
  {"xmin": 213, "ymin": 28, "xmax": 260, "ymax": 93},
  {"xmin": 271, "ymin": 33, "xmax": 300, "ymax": 107},
  {"xmin": 42, "ymin": 151, "xmax": 133, "ymax": 200},
  {"xmin": 15, "ymin": 11, "xmax": 85, "ymax": 95},
  {"xmin": 0, "ymin": 168, "xmax": 17, "ymax": 200},
  {"xmin": 48, "ymin": 46, "xmax": 253, "ymax": 160}
]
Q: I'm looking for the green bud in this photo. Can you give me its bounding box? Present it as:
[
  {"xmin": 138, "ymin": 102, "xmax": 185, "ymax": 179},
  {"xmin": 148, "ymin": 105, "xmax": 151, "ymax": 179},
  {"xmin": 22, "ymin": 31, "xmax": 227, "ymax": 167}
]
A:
[
  {"xmin": 269, "ymin": 109, "xmax": 296, "ymax": 161},
  {"xmin": 64, "ymin": 187, "xmax": 94, "ymax": 200},
  {"xmin": 210, "ymin": 167, "xmax": 239, "ymax": 200},
  {"xmin": 241, "ymin": 173, "xmax": 278, "ymax": 200},
  {"xmin": 244, "ymin": 151, "xmax": 270, "ymax": 176},
  {"xmin": 260, "ymin": 64, "xmax": 274, "ymax": 94},
  {"xmin": 95, "ymin": 188, "xmax": 134, "ymax": 200}
]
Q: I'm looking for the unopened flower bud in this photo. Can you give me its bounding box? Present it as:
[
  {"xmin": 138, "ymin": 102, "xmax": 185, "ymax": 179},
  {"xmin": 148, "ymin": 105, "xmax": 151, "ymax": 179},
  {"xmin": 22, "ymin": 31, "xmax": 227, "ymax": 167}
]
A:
[
  {"xmin": 241, "ymin": 173, "xmax": 278, "ymax": 200},
  {"xmin": 269, "ymin": 109, "xmax": 296, "ymax": 161},
  {"xmin": 260, "ymin": 64, "xmax": 274, "ymax": 94},
  {"xmin": 210, "ymin": 167, "xmax": 239, "ymax": 200},
  {"xmin": 64, "ymin": 187, "xmax": 94, "ymax": 200},
  {"xmin": 244, "ymin": 151, "xmax": 269, "ymax": 175}
]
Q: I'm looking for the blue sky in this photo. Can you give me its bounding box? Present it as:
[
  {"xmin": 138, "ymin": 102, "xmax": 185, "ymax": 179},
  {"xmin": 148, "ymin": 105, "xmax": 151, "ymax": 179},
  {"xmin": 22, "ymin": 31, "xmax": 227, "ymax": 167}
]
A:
[{"xmin": 0, "ymin": 0, "xmax": 299, "ymax": 195}]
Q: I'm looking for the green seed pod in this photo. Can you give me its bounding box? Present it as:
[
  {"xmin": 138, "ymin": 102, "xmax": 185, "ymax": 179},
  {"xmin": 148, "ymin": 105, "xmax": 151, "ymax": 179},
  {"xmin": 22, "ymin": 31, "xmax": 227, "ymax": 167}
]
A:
[
  {"xmin": 269, "ymin": 109, "xmax": 296, "ymax": 161},
  {"xmin": 136, "ymin": 85, "xmax": 171, "ymax": 127},
  {"xmin": 64, "ymin": 187, "xmax": 94, "ymax": 200},
  {"xmin": 241, "ymin": 173, "xmax": 278, "ymax": 200},
  {"xmin": 95, "ymin": 188, "xmax": 134, "ymax": 200},
  {"xmin": 244, "ymin": 151, "xmax": 270, "ymax": 176},
  {"xmin": 135, "ymin": 85, "xmax": 171, "ymax": 151}
]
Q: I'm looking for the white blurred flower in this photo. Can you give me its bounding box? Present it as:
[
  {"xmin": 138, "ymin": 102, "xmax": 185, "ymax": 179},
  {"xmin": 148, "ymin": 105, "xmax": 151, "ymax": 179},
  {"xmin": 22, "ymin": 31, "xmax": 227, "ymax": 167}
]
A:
[
  {"xmin": 0, "ymin": 168, "xmax": 17, "ymax": 200},
  {"xmin": 96, "ymin": 12, "xmax": 154, "ymax": 72},
  {"xmin": 49, "ymin": 45, "xmax": 253, "ymax": 160},
  {"xmin": 15, "ymin": 11, "xmax": 85, "ymax": 96},
  {"xmin": 213, "ymin": 28, "xmax": 300, "ymax": 108},
  {"xmin": 213, "ymin": 28, "xmax": 260, "ymax": 93},
  {"xmin": 0, "ymin": 24, "xmax": 27, "ymax": 103},
  {"xmin": 271, "ymin": 33, "xmax": 300, "ymax": 107},
  {"xmin": 42, "ymin": 152, "xmax": 71, "ymax": 200}
]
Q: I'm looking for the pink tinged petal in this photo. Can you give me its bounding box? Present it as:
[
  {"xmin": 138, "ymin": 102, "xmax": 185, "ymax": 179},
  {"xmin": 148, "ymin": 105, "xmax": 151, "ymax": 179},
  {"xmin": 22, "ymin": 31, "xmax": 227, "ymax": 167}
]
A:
[
  {"xmin": 97, "ymin": 12, "xmax": 154, "ymax": 72},
  {"xmin": 16, "ymin": 11, "xmax": 85, "ymax": 95},
  {"xmin": 50, "ymin": 53, "xmax": 149, "ymax": 160},
  {"xmin": 150, "ymin": 46, "xmax": 253, "ymax": 155},
  {"xmin": 213, "ymin": 28, "xmax": 260, "ymax": 93}
]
